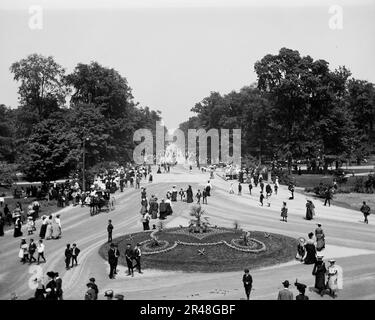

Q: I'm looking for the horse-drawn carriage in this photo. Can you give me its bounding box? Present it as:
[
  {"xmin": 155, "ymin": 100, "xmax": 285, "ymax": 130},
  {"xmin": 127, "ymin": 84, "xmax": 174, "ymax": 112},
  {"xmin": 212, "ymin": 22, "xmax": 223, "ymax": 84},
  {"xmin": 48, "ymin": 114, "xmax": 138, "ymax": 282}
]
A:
[{"xmin": 89, "ymin": 190, "xmax": 110, "ymax": 216}]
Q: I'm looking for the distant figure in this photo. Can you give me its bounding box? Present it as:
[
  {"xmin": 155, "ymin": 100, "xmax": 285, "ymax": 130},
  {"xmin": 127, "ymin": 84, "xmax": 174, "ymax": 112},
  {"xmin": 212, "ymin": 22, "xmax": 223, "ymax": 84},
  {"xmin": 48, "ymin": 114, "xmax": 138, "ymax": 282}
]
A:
[
  {"xmin": 202, "ymin": 189, "xmax": 207, "ymax": 204},
  {"xmin": 71, "ymin": 243, "xmax": 80, "ymax": 267},
  {"xmin": 315, "ymin": 223, "xmax": 325, "ymax": 251},
  {"xmin": 108, "ymin": 243, "xmax": 117, "ymax": 279},
  {"xmin": 238, "ymin": 183, "xmax": 242, "ymax": 195},
  {"xmin": 277, "ymin": 280, "xmax": 293, "ymax": 300},
  {"xmin": 229, "ymin": 183, "xmax": 234, "ymax": 194},
  {"xmin": 196, "ymin": 190, "xmax": 202, "ymax": 204},
  {"xmin": 242, "ymin": 269, "xmax": 253, "ymax": 300},
  {"xmin": 360, "ymin": 201, "xmax": 371, "ymax": 224},
  {"xmin": 65, "ymin": 244, "xmax": 72, "ymax": 270},
  {"xmin": 248, "ymin": 183, "xmax": 252, "ymax": 195},
  {"xmin": 323, "ymin": 188, "xmax": 332, "ymax": 207},
  {"xmin": 295, "ymin": 238, "xmax": 306, "ymax": 262},
  {"xmin": 133, "ymin": 243, "xmax": 143, "ymax": 274},
  {"xmin": 259, "ymin": 191, "xmax": 264, "ymax": 206},
  {"xmin": 305, "ymin": 200, "xmax": 314, "ymax": 220},
  {"xmin": 37, "ymin": 240, "xmax": 46, "ymax": 264},
  {"xmin": 125, "ymin": 243, "xmax": 134, "ymax": 277},
  {"xmin": 186, "ymin": 186, "xmax": 193, "ymax": 203},
  {"xmin": 281, "ymin": 202, "xmax": 288, "ymax": 222},
  {"xmin": 107, "ymin": 220, "xmax": 113, "ymax": 243},
  {"xmin": 288, "ymin": 183, "xmax": 295, "ymax": 200}
]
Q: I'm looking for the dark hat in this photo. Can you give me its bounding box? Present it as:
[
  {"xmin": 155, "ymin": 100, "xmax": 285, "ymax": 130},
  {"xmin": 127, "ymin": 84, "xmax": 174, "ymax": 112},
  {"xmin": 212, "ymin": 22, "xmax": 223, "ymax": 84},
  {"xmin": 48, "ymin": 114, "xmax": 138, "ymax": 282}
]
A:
[
  {"xmin": 294, "ymin": 282, "xmax": 307, "ymax": 291},
  {"xmin": 110, "ymin": 243, "xmax": 115, "ymax": 247},
  {"xmin": 317, "ymin": 223, "xmax": 322, "ymax": 227},
  {"xmin": 282, "ymin": 280, "xmax": 290, "ymax": 287},
  {"xmin": 46, "ymin": 271, "xmax": 55, "ymax": 278},
  {"xmin": 115, "ymin": 294, "xmax": 124, "ymax": 300},
  {"xmin": 104, "ymin": 290, "xmax": 114, "ymax": 297},
  {"xmin": 89, "ymin": 277, "xmax": 95, "ymax": 282}
]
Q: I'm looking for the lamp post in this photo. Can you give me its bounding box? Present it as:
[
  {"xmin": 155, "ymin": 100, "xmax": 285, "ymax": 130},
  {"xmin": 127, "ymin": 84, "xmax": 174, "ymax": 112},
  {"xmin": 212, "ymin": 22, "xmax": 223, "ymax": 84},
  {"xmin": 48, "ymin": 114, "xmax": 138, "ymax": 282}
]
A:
[{"xmin": 82, "ymin": 137, "xmax": 90, "ymax": 192}]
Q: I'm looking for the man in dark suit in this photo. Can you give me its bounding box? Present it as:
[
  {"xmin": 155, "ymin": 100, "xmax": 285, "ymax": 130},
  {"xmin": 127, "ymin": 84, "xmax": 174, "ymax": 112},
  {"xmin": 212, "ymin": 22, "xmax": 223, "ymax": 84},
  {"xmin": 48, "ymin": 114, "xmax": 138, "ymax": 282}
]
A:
[
  {"xmin": 108, "ymin": 243, "xmax": 117, "ymax": 279},
  {"xmin": 55, "ymin": 272, "xmax": 63, "ymax": 300},
  {"xmin": 107, "ymin": 220, "xmax": 113, "ymax": 243},
  {"xmin": 113, "ymin": 244, "xmax": 120, "ymax": 275},
  {"xmin": 71, "ymin": 243, "xmax": 80, "ymax": 267},
  {"xmin": 242, "ymin": 269, "xmax": 253, "ymax": 300},
  {"xmin": 133, "ymin": 243, "xmax": 143, "ymax": 274},
  {"xmin": 125, "ymin": 243, "xmax": 134, "ymax": 277},
  {"xmin": 65, "ymin": 243, "xmax": 72, "ymax": 270}
]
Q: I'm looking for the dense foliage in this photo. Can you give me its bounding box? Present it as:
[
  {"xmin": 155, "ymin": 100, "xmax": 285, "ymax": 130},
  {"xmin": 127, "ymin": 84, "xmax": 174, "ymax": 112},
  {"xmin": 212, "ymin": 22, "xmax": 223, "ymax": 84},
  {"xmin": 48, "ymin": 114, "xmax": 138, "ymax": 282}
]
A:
[
  {"xmin": 1, "ymin": 54, "xmax": 161, "ymax": 182},
  {"xmin": 180, "ymin": 48, "xmax": 375, "ymax": 169}
]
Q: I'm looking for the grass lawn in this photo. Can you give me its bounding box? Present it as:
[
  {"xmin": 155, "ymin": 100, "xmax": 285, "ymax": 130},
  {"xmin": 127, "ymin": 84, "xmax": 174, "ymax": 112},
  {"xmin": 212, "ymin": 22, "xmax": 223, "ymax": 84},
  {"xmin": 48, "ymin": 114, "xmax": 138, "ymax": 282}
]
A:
[{"xmin": 98, "ymin": 228, "xmax": 297, "ymax": 273}]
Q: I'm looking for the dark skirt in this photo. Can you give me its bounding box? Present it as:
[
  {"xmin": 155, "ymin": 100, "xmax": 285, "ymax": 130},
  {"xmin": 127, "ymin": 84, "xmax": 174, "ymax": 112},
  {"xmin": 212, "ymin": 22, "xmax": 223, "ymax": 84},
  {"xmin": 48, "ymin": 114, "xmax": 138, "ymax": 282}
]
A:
[
  {"xmin": 39, "ymin": 224, "xmax": 47, "ymax": 239},
  {"xmin": 14, "ymin": 227, "xmax": 23, "ymax": 238}
]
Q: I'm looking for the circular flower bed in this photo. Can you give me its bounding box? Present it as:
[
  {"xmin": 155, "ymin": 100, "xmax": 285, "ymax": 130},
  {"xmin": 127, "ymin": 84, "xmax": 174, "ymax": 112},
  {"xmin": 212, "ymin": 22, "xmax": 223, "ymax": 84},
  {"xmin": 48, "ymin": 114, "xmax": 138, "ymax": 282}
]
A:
[{"xmin": 99, "ymin": 227, "xmax": 297, "ymax": 272}]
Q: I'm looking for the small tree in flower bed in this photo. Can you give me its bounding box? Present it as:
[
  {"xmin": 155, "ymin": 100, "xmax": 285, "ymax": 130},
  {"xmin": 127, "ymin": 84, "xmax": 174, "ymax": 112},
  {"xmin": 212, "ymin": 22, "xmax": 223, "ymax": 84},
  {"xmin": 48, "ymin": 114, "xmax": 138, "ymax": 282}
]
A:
[{"xmin": 189, "ymin": 205, "xmax": 210, "ymax": 233}]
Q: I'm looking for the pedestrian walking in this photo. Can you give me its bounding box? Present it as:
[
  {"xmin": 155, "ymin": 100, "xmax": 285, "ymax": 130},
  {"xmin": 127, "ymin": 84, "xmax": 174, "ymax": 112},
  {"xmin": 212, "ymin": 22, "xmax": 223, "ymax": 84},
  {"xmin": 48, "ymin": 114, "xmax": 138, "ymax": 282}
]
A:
[
  {"xmin": 260, "ymin": 191, "xmax": 264, "ymax": 206},
  {"xmin": 37, "ymin": 240, "xmax": 46, "ymax": 264},
  {"xmin": 196, "ymin": 190, "xmax": 202, "ymax": 204},
  {"xmin": 238, "ymin": 183, "xmax": 242, "ymax": 195},
  {"xmin": 89, "ymin": 278, "xmax": 99, "ymax": 300},
  {"xmin": 323, "ymin": 188, "xmax": 332, "ymax": 207},
  {"xmin": 107, "ymin": 219, "xmax": 113, "ymax": 243},
  {"xmin": 28, "ymin": 239, "xmax": 37, "ymax": 263},
  {"xmin": 202, "ymin": 189, "xmax": 207, "ymax": 204},
  {"xmin": 71, "ymin": 243, "xmax": 80, "ymax": 267},
  {"xmin": 65, "ymin": 244, "xmax": 72, "ymax": 270},
  {"xmin": 248, "ymin": 183, "xmax": 252, "ymax": 195},
  {"xmin": 242, "ymin": 269, "xmax": 253, "ymax": 300},
  {"xmin": 360, "ymin": 201, "xmax": 371, "ymax": 224}
]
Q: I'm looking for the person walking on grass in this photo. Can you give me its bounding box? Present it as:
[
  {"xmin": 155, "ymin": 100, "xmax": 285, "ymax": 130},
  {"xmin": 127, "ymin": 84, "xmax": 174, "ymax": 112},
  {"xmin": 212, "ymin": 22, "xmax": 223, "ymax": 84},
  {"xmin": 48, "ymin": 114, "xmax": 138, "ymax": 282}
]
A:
[
  {"xmin": 281, "ymin": 202, "xmax": 288, "ymax": 222},
  {"xmin": 360, "ymin": 201, "xmax": 371, "ymax": 224},
  {"xmin": 242, "ymin": 269, "xmax": 253, "ymax": 300}
]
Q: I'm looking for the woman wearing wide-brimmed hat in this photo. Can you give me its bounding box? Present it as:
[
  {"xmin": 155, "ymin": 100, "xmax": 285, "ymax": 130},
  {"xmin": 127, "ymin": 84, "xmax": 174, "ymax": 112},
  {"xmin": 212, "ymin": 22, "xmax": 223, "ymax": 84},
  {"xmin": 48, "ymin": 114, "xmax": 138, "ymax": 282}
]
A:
[
  {"xmin": 326, "ymin": 259, "xmax": 343, "ymax": 298},
  {"xmin": 312, "ymin": 254, "xmax": 327, "ymax": 296}
]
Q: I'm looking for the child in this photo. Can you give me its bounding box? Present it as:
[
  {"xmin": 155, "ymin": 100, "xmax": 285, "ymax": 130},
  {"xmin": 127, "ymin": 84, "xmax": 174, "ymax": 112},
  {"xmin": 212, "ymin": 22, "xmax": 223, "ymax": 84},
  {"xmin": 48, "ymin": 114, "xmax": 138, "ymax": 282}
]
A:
[
  {"xmin": 196, "ymin": 190, "xmax": 202, "ymax": 204},
  {"xmin": 260, "ymin": 191, "xmax": 264, "ymax": 206},
  {"xmin": 281, "ymin": 202, "xmax": 288, "ymax": 222},
  {"xmin": 27, "ymin": 217, "xmax": 35, "ymax": 235}
]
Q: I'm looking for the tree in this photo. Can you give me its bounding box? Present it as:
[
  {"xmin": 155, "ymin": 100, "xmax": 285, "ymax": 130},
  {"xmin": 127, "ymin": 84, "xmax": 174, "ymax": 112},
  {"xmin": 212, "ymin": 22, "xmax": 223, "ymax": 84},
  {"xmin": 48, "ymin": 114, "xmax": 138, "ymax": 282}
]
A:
[
  {"xmin": 0, "ymin": 104, "xmax": 16, "ymax": 162},
  {"xmin": 0, "ymin": 162, "xmax": 18, "ymax": 186},
  {"xmin": 19, "ymin": 111, "xmax": 79, "ymax": 182},
  {"xmin": 10, "ymin": 54, "xmax": 68, "ymax": 120}
]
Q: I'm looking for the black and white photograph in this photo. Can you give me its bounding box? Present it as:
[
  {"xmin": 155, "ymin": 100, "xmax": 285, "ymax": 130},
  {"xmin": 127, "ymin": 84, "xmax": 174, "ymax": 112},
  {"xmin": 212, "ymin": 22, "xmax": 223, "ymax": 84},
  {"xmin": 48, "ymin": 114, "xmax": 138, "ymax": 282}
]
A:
[{"xmin": 0, "ymin": 0, "xmax": 374, "ymax": 310}]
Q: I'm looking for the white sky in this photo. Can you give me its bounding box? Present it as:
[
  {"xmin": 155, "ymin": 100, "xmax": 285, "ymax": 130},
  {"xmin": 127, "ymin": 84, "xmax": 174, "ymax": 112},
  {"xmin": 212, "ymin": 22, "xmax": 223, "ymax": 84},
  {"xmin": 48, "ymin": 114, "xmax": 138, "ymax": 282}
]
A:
[{"xmin": 1, "ymin": 0, "xmax": 374, "ymax": 129}]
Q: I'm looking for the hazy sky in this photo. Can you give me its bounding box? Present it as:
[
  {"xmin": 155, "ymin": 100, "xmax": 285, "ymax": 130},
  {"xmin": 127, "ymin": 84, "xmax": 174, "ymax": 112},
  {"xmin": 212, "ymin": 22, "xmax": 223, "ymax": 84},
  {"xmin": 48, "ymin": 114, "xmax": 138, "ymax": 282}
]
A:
[{"xmin": 0, "ymin": 0, "xmax": 374, "ymax": 129}]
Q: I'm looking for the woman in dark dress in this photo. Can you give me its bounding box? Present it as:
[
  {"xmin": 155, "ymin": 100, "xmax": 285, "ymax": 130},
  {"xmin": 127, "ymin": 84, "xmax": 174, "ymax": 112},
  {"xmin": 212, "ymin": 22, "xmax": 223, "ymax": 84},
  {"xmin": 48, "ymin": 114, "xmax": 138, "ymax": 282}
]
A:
[
  {"xmin": 305, "ymin": 200, "xmax": 314, "ymax": 220},
  {"xmin": 186, "ymin": 186, "xmax": 193, "ymax": 203},
  {"xmin": 45, "ymin": 272, "xmax": 58, "ymax": 300},
  {"xmin": 13, "ymin": 217, "xmax": 23, "ymax": 237},
  {"xmin": 39, "ymin": 216, "xmax": 47, "ymax": 239},
  {"xmin": 304, "ymin": 232, "xmax": 317, "ymax": 265},
  {"xmin": 312, "ymin": 255, "xmax": 327, "ymax": 296}
]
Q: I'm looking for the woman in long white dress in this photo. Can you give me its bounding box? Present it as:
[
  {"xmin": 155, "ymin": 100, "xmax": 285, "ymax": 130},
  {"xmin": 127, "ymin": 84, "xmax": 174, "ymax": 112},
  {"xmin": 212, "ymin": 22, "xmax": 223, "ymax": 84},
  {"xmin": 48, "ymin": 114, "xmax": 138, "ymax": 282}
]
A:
[
  {"xmin": 45, "ymin": 215, "xmax": 54, "ymax": 240},
  {"xmin": 326, "ymin": 259, "xmax": 343, "ymax": 298}
]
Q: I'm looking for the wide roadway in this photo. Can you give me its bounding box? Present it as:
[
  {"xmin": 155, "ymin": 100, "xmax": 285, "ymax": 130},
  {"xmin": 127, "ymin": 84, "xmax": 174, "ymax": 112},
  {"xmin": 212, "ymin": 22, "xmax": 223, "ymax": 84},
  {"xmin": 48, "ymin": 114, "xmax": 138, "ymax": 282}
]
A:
[{"xmin": 0, "ymin": 165, "xmax": 374, "ymax": 300}]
